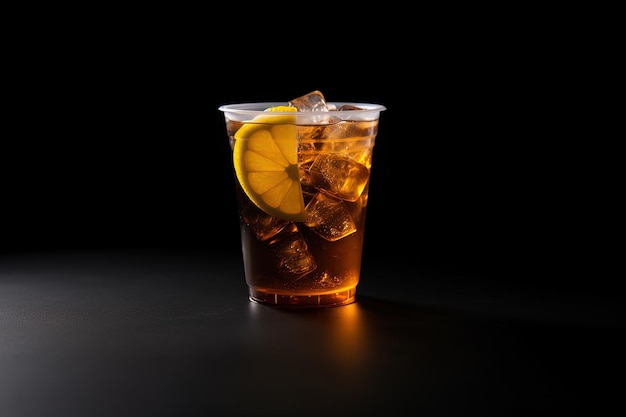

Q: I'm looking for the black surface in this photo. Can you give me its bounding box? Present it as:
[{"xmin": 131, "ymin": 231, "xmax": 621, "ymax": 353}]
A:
[{"xmin": 0, "ymin": 249, "xmax": 622, "ymax": 417}]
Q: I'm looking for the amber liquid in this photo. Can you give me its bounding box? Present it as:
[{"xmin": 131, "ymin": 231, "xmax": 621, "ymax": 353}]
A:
[{"xmin": 228, "ymin": 119, "xmax": 378, "ymax": 308}]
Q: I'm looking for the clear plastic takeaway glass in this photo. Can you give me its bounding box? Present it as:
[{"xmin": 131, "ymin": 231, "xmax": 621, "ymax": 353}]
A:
[{"xmin": 219, "ymin": 91, "xmax": 385, "ymax": 308}]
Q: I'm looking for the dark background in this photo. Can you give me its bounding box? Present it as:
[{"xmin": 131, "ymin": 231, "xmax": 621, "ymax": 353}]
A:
[
  {"xmin": 1, "ymin": 8, "xmax": 616, "ymax": 295},
  {"xmin": 1, "ymin": 9, "xmax": 622, "ymax": 417}
]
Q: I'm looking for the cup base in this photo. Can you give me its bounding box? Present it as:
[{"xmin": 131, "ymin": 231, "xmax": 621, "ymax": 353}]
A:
[{"xmin": 248, "ymin": 287, "xmax": 357, "ymax": 309}]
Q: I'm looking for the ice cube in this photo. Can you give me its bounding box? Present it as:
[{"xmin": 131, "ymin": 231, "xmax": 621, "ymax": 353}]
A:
[
  {"xmin": 306, "ymin": 154, "xmax": 370, "ymax": 202},
  {"xmin": 289, "ymin": 90, "xmax": 329, "ymax": 112},
  {"xmin": 337, "ymin": 104, "xmax": 363, "ymax": 111},
  {"xmin": 268, "ymin": 223, "xmax": 317, "ymax": 281},
  {"xmin": 289, "ymin": 90, "xmax": 340, "ymax": 124},
  {"xmin": 241, "ymin": 202, "xmax": 289, "ymax": 241},
  {"xmin": 304, "ymin": 193, "xmax": 357, "ymax": 241}
]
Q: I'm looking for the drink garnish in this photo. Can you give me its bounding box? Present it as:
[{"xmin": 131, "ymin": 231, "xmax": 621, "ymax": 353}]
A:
[{"xmin": 233, "ymin": 106, "xmax": 307, "ymax": 222}]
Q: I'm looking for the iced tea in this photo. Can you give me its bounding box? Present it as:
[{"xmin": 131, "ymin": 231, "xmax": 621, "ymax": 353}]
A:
[{"xmin": 219, "ymin": 91, "xmax": 385, "ymax": 308}]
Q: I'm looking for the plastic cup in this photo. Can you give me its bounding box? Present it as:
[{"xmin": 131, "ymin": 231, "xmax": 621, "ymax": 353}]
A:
[{"xmin": 219, "ymin": 97, "xmax": 385, "ymax": 308}]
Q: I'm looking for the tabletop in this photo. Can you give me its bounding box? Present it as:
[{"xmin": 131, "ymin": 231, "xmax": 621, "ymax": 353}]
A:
[{"xmin": 0, "ymin": 249, "xmax": 622, "ymax": 417}]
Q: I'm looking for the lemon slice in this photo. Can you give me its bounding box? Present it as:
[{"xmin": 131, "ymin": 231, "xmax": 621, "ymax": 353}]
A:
[{"xmin": 233, "ymin": 106, "xmax": 307, "ymax": 222}]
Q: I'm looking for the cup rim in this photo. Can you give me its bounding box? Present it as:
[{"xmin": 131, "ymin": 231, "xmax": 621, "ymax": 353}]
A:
[{"xmin": 218, "ymin": 102, "xmax": 386, "ymax": 115}]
